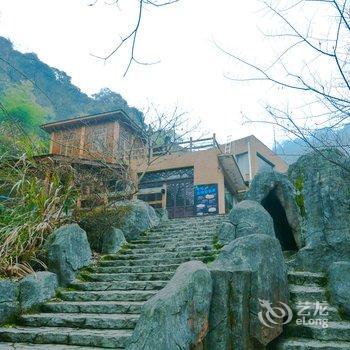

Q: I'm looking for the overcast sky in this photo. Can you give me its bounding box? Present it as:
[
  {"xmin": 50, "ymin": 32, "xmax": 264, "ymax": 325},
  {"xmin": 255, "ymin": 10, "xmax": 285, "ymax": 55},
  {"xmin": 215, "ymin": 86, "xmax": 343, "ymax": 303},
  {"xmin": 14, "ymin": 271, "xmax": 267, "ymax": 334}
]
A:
[{"xmin": 0, "ymin": 0, "xmax": 304, "ymax": 147}]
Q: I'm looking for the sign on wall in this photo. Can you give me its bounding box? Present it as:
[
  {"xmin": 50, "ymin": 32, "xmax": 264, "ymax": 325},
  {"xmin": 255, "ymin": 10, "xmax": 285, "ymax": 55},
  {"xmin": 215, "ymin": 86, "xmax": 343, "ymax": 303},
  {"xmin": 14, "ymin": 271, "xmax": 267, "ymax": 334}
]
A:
[{"xmin": 194, "ymin": 184, "xmax": 218, "ymax": 216}]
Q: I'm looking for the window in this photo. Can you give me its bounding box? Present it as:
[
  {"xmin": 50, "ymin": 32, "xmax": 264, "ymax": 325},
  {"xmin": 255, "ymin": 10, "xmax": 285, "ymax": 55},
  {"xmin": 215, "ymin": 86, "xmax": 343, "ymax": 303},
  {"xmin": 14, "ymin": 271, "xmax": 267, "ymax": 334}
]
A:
[
  {"xmin": 235, "ymin": 152, "xmax": 249, "ymax": 177},
  {"xmin": 90, "ymin": 126, "xmax": 107, "ymax": 153},
  {"xmin": 138, "ymin": 167, "xmax": 194, "ymax": 188},
  {"xmin": 57, "ymin": 130, "xmax": 78, "ymax": 157},
  {"xmin": 257, "ymin": 153, "xmax": 275, "ymax": 172}
]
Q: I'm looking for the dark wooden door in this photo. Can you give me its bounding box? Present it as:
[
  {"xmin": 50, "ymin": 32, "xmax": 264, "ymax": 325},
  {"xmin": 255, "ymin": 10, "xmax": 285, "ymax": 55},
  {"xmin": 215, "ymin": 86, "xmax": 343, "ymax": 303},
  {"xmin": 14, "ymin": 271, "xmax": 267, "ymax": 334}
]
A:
[{"xmin": 166, "ymin": 178, "xmax": 194, "ymax": 219}]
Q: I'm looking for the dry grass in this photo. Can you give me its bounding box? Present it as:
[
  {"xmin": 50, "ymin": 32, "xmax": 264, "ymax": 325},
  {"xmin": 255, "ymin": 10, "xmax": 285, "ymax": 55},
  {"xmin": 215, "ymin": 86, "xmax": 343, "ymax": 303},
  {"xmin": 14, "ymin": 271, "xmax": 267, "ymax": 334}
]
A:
[{"xmin": 0, "ymin": 155, "xmax": 79, "ymax": 278}]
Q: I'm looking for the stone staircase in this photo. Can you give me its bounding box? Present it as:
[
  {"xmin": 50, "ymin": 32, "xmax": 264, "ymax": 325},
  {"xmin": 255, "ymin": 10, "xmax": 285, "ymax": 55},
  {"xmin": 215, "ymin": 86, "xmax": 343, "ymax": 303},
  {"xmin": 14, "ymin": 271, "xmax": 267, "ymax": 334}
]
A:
[
  {"xmin": 273, "ymin": 270, "xmax": 350, "ymax": 350},
  {"xmin": 0, "ymin": 215, "xmax": 223, "ymax": 349}
]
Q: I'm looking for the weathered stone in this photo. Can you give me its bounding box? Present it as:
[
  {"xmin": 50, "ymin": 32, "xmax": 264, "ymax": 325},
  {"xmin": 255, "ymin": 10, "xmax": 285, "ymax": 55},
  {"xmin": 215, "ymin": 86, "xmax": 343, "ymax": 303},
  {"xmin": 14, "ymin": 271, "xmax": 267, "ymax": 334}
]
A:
[
  {"xmin": 288, "ymin": 149, "xmax": 350, "ymax": 271},
  {"xmin": 294, "ymin": 244, "xmax": 350, "ymax": 272},
  {"xmin": 204, "ymin": 269, "xmax": 253, "ymax": 350},
  {"xmin": 0, "ymin": 280, "xmax": 18, "ymax": 303},
  {"xmin": 46, "ymin": 224, "xmax": 92, "ymax": 286},
  {"xmin": 127, "ymin": 261, "xmax": 212, "ymax": 350},
  {"xmin": 114, "ymin": 200, "xmax": 160, "ymax": 241},
  {"xmin": 228, "ymin": 200, "xmax": 275, "ymax": 239},
  {"xmin": 329, "ymin": 261, "xmax": 350, "ymax": 319},
  {"xmin": 217, "ymin": 221, "xmax": 236, "ymax": 245},
  {"xmin": 155, "ymin": 208, "xmax": 169, "ymax": 222},
  {"xmin": 0, "ymin": 280, "xmax": 19, "ymax": 325},
  {"xmin": 211, "ymin": 234, "xmax": 289, "ymax": 346},
  {"xmin": 101, "ymin": 228, "xmax": 126, "ymax": 254},
  {"xmin": 19, "ymin": 272, "xmax": 58, "ymax": 311},
  {"xmin": 245, "ymin": 171, "xmax": 303, "ymax": 248}
]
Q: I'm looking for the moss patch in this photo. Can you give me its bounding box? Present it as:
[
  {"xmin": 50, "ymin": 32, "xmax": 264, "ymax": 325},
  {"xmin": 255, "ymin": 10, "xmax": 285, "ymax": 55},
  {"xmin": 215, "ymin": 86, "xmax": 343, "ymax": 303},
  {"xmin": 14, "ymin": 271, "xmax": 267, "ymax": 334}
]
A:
[{"xmin": 294, "ymin": 176, "xmax": 306, "ymax": 217}]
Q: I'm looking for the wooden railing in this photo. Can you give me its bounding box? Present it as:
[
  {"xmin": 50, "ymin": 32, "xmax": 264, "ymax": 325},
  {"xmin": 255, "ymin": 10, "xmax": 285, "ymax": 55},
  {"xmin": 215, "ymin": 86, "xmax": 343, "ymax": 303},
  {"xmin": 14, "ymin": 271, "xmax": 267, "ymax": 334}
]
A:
[{"xmin": 120, "ymin": 134, "xmax": 223, "ymax": 160}]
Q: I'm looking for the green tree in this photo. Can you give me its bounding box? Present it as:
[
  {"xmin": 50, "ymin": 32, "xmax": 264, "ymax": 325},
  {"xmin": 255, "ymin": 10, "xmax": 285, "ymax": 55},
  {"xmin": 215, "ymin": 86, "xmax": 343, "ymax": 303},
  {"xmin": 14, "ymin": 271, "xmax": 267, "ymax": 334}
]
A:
[{"xmin": 0, "ymin": 82, "xmax": 51, "ymax": 156}]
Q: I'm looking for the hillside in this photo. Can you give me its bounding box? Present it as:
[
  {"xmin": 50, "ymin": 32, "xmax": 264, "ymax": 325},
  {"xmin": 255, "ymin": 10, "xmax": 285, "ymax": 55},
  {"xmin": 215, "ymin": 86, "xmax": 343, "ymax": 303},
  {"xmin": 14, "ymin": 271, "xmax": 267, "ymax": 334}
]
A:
[{"xmin": 0, "ymin": 37, "xmax": 143, "ymax": 125}]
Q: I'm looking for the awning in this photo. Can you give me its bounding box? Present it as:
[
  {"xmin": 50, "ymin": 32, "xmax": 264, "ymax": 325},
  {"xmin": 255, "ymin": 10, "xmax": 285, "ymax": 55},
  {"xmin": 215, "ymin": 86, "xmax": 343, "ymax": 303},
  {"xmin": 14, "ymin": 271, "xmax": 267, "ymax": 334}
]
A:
[{"xmin": 218, "ymin": 154, "xmax": 247, "ymax": 194}]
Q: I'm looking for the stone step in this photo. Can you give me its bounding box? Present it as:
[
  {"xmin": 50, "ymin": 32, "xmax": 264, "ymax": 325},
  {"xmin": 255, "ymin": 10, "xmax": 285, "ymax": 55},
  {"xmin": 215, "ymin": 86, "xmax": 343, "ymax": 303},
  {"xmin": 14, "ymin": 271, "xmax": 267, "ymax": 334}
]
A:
[
  {"xmin": 127, "ymin": 239, "xmax": 213, "ymax": 249},
  {"xmin": 124, "ymin": 243, "xmax": 213, "ymax": 254},
  {"xmin": 105, "ymin": 250, "xmax": 215, "ymax": 261},
  {"xmin": 152, "ymin": 217, "xmax": 224, "ymax": 226},
  {"xmin": 147, "ymin": 225, "xmax": 218, "ymax": 237},
  {"xmin": 85, "ymin": 271, "xmax": 174, "ymax": 282},
  {"xmin": 99, "ymin": 255, "xmax": 215, "ymax": 267},
  {"xmin": 59, "ymin": 290, "xmax": 157, "ymax": 302},
  {"xmin": 275, "ymin": 338, "xmax": 350, "ymax": 349},
  {"xmin": 289, "ymin": 285, "xmax": 328, "ymax": 303},
  {"xmin": 0, "ymin": 327, "xmax": 132, "ymax": 348},
  {"xmin": 70, "ymin": 280, "xmax": 167, "ymax": 291},
  {"xmin": 89, "ymin": 263, "xmax": 179, "ymax": 274},
  {"xmin": 20, "ymin": 313, "xmax": 139, "ymax": 330},
  {"xmin": 41, "ymin": 301, "xmax": 144, "ymax": 314},
  {"xmin": 287, "ymin": 322, "xmax": 350, "ymax": 341},
  {"xmin": 291, "ymin": 303, "xmax": 341, "ymax": 322},
  {"xmin": 0, "ymin": 343, "xmax": 104, "ymax": 350},
  {"xmin": 288, "ymin": 271, "xmax": 327, "ymax": 286},
  {"xmin": 139, "ymin": 232, "xmax": 215, "ymax": 240},
  {"xmin": 129, "ymin": 235, "xmax": 214, "ymax": 244}
]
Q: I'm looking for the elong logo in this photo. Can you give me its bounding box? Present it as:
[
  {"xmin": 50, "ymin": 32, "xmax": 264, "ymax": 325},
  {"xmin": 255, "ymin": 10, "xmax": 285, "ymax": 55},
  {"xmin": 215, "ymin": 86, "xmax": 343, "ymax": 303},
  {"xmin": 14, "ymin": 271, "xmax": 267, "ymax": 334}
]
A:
[
  {"xmin": 258, "ymin": 299, "xmax": 293, "ymax": 328},
  {"xmin": 258, "ymin": 299, "xmax": 329, "ymax": 329}
]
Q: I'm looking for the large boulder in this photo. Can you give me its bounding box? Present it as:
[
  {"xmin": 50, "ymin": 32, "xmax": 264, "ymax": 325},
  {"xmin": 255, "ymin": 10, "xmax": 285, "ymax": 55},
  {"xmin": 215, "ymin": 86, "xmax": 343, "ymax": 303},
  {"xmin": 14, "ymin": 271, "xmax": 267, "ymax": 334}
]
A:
[
  {"xmin": 204, "ymin": 269, "xmax": 252, "ymax": 349},
  {"xmin": 114, "ymin": 200, "xmax": 160, "ymax": 241},
  {"xmin": 210, "ymin": 234, "xmax": 289, "ymax": 347},
  {"xmin": 245, "ymin": 171, "xmax": 303, "ymax": 248},
  {"xmin": 328, "ymin": 261, "xmax": 350, "ymax": 319},
  {"xmin": 19, "ymin": 272, "xmax": 58, "ymax": 311},
  {"xmin": 127, "ymin": 261, "xmax": 212, "ymax": 350},
  {"xmin": 227, "ymin": 200, "xmax": 275, "ymax": 240},
  {"xmin": 46, "ymin": 224, "xmax": 92, "ymax": 286},
  {"xmin": 288, "ymin": 149, "xmax": 350, "ymax": 271},
  {"xmin": 217, "ymin": 221, "xmax": 236, "ymax": 246},
  {"xmin": 0, "ymin": 280, "xmax": 19, "ymax": 325},
  {"xmin": 101, "ymin": 228, "xmax": 126, "ymax": 254}
]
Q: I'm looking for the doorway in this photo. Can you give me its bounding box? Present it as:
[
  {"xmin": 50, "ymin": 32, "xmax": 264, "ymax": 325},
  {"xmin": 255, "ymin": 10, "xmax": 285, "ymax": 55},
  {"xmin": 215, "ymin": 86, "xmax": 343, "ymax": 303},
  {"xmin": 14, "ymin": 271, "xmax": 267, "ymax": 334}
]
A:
[
  {"xmin": 261, "ymin": 188, "xmax": 298, "ymax": 251},
  {"xmin": 166, "ymin": 178, "xmax": 194, "ymax": 219}
]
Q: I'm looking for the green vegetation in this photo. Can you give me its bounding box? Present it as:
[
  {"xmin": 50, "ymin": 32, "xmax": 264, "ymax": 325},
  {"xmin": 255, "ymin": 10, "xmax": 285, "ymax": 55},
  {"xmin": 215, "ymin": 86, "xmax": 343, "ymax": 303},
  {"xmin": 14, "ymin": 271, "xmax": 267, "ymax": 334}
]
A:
[
  {"xmin": 294, "ymin": 175, "xmax": 306, "ymax": 217},
  {"xmin": 0, "ymin": 37, "xmax": 143, "ymax": 125},
  {"xmin": 79, "ymin": 205, "xmax": 132, "ymax": 252},
  {"xmin": 212, "ymin": 234, "xmax": 224, "ymax": 251},
  {"xmin": 0, "ymin": 155, "xmax": 79, "ymax": 278},
  {"xmin": 0, "ymin": 82, "xmax": 50, "ymax": 157}
]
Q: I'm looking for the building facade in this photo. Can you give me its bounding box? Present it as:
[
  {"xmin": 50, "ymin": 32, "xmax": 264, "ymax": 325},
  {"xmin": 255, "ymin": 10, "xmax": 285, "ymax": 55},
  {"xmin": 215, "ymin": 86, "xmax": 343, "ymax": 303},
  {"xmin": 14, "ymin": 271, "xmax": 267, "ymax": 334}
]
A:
[{"xmin": 41, "ymin": 110, "xmax": 288, "ymax": 219}]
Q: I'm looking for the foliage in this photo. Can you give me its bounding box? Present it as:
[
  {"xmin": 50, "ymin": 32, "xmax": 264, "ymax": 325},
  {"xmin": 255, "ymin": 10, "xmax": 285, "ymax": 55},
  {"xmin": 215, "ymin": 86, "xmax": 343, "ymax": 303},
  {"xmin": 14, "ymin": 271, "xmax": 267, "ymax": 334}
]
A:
[
  {"xmin": 294, "ymin": 176, "xmax": 306, "ymax": 218},
  {"xmin": 1, "ymin": 82, "xmax": 49, "ymax": 131},
  {"xmin": 0, "ymin": 37, "xmax": 144, "ymax": 125},
  {"xmin": 0, "ymin": 155, "xmax": 79, "ymax": 278},
  {"xmin": 79, "ymin": 205, "xmax": 132, "ymax": 252},
  {"xmin": 0, "ymin": 82, "xmax": 51, "ymax": 157}
]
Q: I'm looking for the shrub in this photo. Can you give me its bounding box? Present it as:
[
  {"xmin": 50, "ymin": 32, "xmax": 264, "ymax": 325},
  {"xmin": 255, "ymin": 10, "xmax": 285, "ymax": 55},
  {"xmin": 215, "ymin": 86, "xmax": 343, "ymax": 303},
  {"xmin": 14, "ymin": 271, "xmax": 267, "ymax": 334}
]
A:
[{"xmin": 79, "ymin": 205, "xmax": 132, "ymax": 252}]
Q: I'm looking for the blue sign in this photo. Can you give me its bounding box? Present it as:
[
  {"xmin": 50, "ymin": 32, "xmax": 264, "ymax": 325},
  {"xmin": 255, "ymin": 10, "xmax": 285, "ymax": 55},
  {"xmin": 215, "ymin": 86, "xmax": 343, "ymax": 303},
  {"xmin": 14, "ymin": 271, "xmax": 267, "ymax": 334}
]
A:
[{"xmin": 194, "ymin": 184, "xmax": 218, "ymax": 216}]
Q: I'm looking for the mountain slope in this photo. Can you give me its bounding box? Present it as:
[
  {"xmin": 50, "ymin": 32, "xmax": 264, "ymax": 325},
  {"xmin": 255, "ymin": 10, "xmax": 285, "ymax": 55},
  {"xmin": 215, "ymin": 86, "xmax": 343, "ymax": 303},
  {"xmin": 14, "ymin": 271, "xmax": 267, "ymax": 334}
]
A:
[{"xmin": 0, "ymin": 37, "xmax": 143, "ymax": 124}]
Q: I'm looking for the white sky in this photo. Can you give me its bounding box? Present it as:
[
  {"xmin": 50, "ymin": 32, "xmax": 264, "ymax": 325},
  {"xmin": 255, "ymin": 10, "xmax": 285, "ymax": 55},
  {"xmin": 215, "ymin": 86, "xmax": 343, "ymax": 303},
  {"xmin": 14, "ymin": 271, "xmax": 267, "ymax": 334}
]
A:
[{"xmin": 0, "ymin": 0, "xmax": 314, "ymax": 147}]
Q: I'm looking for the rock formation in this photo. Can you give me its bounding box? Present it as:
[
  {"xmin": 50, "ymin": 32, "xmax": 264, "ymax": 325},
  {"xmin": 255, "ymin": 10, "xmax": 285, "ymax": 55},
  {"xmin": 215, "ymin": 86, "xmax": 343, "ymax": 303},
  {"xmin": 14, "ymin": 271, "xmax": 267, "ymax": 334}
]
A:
[
  {"xmin": 245, "ymin": 171, "xmax": 302, "ymax": 249},
  {"xmin": 288, "ymin": 149, "xmax": 350, "ymax": 271},
  {"xmin": 46, "ymin": 224, "xmax": 92, "ymax": 286},
  {"xmin": 127, "ymin": 261, "xmax": 212, "ymax": 350}
]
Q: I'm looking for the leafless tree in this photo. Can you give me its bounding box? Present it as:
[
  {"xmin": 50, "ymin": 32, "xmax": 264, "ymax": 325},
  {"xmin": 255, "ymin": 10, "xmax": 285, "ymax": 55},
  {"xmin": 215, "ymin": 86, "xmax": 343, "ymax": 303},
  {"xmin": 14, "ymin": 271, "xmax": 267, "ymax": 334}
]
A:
[
  {"xmin": 219, "ymin": 0, "xmax": 350, "ymax": 170},
  {"xmin": 90, "ymin": 0, "xmax": 180, "ymax": 76}
]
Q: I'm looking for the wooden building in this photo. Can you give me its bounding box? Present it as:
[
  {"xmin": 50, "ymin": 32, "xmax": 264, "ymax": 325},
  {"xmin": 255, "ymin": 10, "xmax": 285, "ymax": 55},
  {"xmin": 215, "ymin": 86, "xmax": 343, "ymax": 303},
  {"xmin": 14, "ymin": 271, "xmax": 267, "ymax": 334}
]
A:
[{"xmin": 41, "ymin": 110, "xmax": 288, "ymax": 218}]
